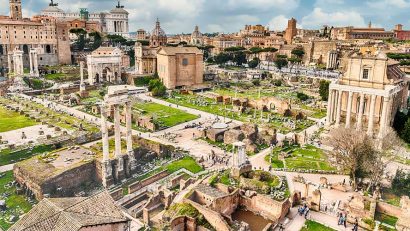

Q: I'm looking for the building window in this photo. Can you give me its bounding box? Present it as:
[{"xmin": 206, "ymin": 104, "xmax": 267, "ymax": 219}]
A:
[
  {"xmin": 362, "ymin": 68, "xmax": 370, "ymax": 80},
  {"xmin": 182, "ymin": 58, "xmax": 188, "ymax": 66}
]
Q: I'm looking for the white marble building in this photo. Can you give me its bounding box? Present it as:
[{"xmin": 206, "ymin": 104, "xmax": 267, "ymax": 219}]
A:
[{"xmin": 41, "ymin": 0, "xmax": 129, "ymax": 37}]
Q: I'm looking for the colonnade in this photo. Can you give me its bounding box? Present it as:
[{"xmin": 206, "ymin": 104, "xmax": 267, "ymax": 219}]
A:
[
  {"xmin": 100, "ymin": 100, "xmax": 136, "ymax": 187},
  {"xmin": 326, "ymin": 88, "xmax": 394, "ymax": 138}
]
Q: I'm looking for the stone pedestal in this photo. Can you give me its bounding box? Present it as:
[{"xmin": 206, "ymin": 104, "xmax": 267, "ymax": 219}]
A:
[
  {"xmin": 102, "ymin": 160, "xmax": 114, "ymax": 188},
  {"xmin": 115, "ymin": 155, "xmax": 126, "ymax": 182}
]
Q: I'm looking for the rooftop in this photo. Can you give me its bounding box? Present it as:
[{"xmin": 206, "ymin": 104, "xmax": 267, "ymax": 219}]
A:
[{"xmin": 9, "ymin": 191, "xmax": 128, "ymax": 231}]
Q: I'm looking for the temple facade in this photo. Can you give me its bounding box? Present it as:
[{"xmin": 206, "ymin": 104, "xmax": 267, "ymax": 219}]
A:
[{"xmin": 326, "ymin": 52, "xmax": 409, "ymax": 138}]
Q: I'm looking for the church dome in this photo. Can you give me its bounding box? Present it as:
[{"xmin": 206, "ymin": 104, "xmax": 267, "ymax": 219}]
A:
[
  {"xmin": 191, "ymin": 25, "xmax": 202, "ymax": 38},
  {"xmin": 151, "ymin": 19, "xmax": 166, "ymax": 37}
]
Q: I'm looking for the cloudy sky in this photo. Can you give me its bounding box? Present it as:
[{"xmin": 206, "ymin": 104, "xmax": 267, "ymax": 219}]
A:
[{"xmin": 1, "ymin": 0, "xmax": 410, "ymax": 34}]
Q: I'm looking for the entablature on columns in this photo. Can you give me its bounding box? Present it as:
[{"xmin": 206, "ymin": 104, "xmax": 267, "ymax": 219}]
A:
[{"xmin": 329, "ymin": 83, "xmax": 402, "ymax": 98}]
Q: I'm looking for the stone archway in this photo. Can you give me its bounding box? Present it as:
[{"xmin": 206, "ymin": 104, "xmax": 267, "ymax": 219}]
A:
[{"xmin": 102, "ymin": 67, "xmax": 112, "ymax": 82}]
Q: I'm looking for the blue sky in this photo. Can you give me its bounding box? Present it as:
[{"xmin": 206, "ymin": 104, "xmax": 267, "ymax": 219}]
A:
[{"xmin": 1, "ymin": 0, "xmax": 409, "ymax": 34}]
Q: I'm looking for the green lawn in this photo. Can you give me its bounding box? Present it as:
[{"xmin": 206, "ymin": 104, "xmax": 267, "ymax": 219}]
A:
[
  {"xmin": 301, "ymin": 220, "xmax": 336, "ymax": 231},
  {"xmin": 0, "ymin": 145, "xmax": 55, "ymax": 166},
  {"xmin": 44, "ymin": 73, "xmax": 80, "ymax": 82},
  {"xmin": 375, "ymin": 211, "xmax": 398, "ymax": 227},
  {"xmin": 133, "ymin": 102, "xmax": 198, "ymax": 128},
  {"xmin": 165, "ymin": 156, "xmax": 203, "ymax": 174},
  {"xmin": 0, "ymin": 171, "xmax": 35, "ymax": 230},
  {"xmin": 266, "ymin": 144, "xmax": 335, "ymax": 171},
  {"xmin": 0, "ymin": 106, "xmax": 38, "ymax": 132},
  {"xmin": 164, "ymin": 93, "xmax": 315, "ymax": 134}
]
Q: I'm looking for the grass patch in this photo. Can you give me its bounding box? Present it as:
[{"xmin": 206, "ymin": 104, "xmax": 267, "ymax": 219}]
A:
[
  {"xmin": 0, "ymin": 171, "xmax": 35, "ymax": 230},
  {"xmin": 301, "ymin": 220, "xmax": 336, "ymax": 231},
  {"xmin": 165, "ymin": 156, "xmax": 203, "ymax": 174},
  {"xmin": 0, "ymin": 106, "xmax": 38, "ymax": 132},
  {"xmin": 133, "ymin": 102, "xmax": 198, "ymax": 129},
  {"xmin": 375, "ymin": 211, "xmax": 398, "ymax": 226},
  {"xmin": 0, "ymin": 144, "xmax": 55, "ymax": 166},
  {"xmin": 44, "ymin": 73, "xmax": 80, "ymax": 82}
]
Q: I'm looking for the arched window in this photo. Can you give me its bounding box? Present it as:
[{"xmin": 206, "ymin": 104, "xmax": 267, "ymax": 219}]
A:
[
  {"xmin": 46, "ymin": 45, "xmax": 51, "ymax": 54},
  {"xmin": 0, "ymin": 45, "xmax": 3, "ymax": 55},
  {"xmin": 22, "ymin": 44, "xmax": 29, "ymax": 54}
]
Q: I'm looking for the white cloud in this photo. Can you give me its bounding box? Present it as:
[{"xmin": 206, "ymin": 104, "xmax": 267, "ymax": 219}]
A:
[
  {"xmin": 226, "ymin": 0, "xmax": 300, "ymax": 10},
  {"xmin": 268, "ymin": 15, "xmax": 289, "ymax": 31},
  {"xmin": 301, "ymin": 8, "xmax": 366, "ymax": 28},
  {"xmin": 367, "ymin": 0, "xmax": 410, "ymax": 9}
]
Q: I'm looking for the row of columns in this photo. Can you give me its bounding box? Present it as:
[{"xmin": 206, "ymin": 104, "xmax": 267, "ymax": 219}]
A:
[
  {"xmin": 114, "ymin": 21, "xmax": 126, "ymax": 33},
  {"xmin": 29, "ymin": 49, "xmax": 39, "ymax": 77},
  {"xmin": 326, "ymin": 89, "xmax": 393, "ymax": 138},
  {"xmin": 100, "ymin": 101, "xmax": 136, "ymax": 187},
  {"xmin": 10, "ymin": 50, "xmax": 24, "ymax": 76},
  {"xmin": 7, "ymin": 49, "xmax": 39, "ymax": 77}
]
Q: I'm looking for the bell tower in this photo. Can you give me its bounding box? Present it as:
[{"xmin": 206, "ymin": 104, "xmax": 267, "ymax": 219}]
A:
[{"xmin": 9, "ymin": 0, "xmax": 22, "ymax": 20}]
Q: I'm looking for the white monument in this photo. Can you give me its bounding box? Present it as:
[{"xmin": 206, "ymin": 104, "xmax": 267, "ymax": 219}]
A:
[{"xmin": 12, "ymin": 49, "xmax": 24, "ymax": 76}]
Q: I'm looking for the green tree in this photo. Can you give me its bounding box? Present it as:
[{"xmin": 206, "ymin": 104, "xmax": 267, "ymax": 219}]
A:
[
  {"xmin": 319, "ymin": 80, "xmax": 330, "ymax": 101},
  {"xmin": 393, "ymin": 110, "xmax": 408, "ymax": 135},
  {"xmin": 392, "ymin": 170, "xmax": 410, "ymax": 197},
  {"xmin": 401, "ymin": 119, "xmax": 410, "ymax": 143},
  {"xmin": 291, "ymin": 48, "xmax": 305, "ymax": 59},
  {"xmin": 214, "ymin": 53, "xmax": 232, "ymax": 65},
  {"xmin": 148, "ymin": 79, "xmax": 166, "ymax": 97},
  {"xmin": 248, "ymin": 57, "xmax": 260, "ymax": 68},
  {"xmin": 233, "ymin": 51, "xmax": 247, "ymax": 66},
  {"xmin": 274, "ymin": 58, "xmax": 288, "ymax": 70},
  {"xmin": 296, "ymin": 92, "xmax": 309, "ymax": 101}
]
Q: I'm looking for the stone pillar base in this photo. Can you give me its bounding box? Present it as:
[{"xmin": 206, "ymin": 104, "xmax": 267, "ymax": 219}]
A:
[
  {"xmin": 115, "ymin": 155, "xmax": 126, "ymax": 182},
  {"xmin": 102, "ymin": 160, "xmax": 115, "ymax": 188}
]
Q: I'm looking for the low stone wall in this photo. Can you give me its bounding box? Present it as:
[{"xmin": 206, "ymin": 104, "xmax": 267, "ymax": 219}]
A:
[
  {"xmin": 14, "ymin": 160, "xmax": 98, "ymax": 200},
  {"xmin": 133, "ymin": 137, "xmax": 175, "ymax": 158},
  {"xmin": 240, "ymin": 194, "xmax": 291, "ymax": 222},
  {"xmin": 128, "ymin": 170, "xmax": 169, "ymax": 194},
  {"xmin": 185, "ymin": 199, "xmax": 231, "ymax": 231},
  {"xmin": 170, "ymin": 216, "xmax": 197, "ymax": 231},
  {"xmin": 376, "ymin": 202, "xmax": 402, "ymax": 218},
  {"xmin": 110, "ymin": 188, "xmax": 124, "ymax": 201}
]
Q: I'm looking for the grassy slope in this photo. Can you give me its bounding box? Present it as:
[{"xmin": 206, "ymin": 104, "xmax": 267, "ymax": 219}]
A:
[
  {"xmin": 0, "ymin": 171, "xmax": 34, "ymax": 230},
  {"xmin": 0, "ymin": 106, "xmax": 38, "ymax": 133}
]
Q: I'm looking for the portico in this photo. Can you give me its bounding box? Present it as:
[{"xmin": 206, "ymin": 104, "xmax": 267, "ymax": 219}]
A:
[{"xmin": 326, "ymin": 52, "xmax": 409, "ymax": 138}]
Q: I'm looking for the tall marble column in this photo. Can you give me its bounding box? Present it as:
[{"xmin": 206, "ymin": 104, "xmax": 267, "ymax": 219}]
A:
[
  {"xmin": 80, "ymin": 61, "xmax": 86, "ymax": 92},
  {"xmin": 378, "ymin": 97, "xmax": 389, "ymax": 138},
  {"xmin": 114, "ymin": 104, "xmax": 122, "ymax": 158},
  {"xmin": 29, "ymin": 51, "xmax": 34, "ymax": 75},
  {"xmin": 101, "ymin": 104, "xmax": 109, "ymax": 162},
  {"xmin": 33, "ymin": 51, "xmax": 39, "ymax": 77},
  {"xmin": 326, "ymin": 89, "xmax": 333, "ymax": 126},
  {"xmin": 345, "ymin": 91, "xmax": 353, "ymax": 128},
  {"xmin": 7, "ymin": 53, "xmax": 13, "ymax": 74},
  {"xmin": 335, "ymin": 90, "xmax": 343, "ymax": 126},
  {"xmin": 356, "ymin": 93, "xmax": 365, "ymax": 130},
  {"xmin": 367, "ymin": 95, "xmax": 376, "ymax": 136},
  {"xmin": 125, "ymin": 102, "xmax": 133, "ymax": 154}
]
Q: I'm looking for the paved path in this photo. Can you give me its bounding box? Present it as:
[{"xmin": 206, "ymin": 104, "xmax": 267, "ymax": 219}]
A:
[
  {"xmin": 276, "ymin": 207, "xmax": 363, "ymax": 231},
  {"xmin": 0, "ymin": 164, "xmax": 14, "ymax": 173}
]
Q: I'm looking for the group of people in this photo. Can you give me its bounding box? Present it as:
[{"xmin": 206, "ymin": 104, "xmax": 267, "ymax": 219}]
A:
[
  {"xmin": 337, "ymin": 212, "xmax": 347, "ymax": 228},
  {"xmin": 298, "ymin": 204, "xmax": 310, "ymax": 219}
]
